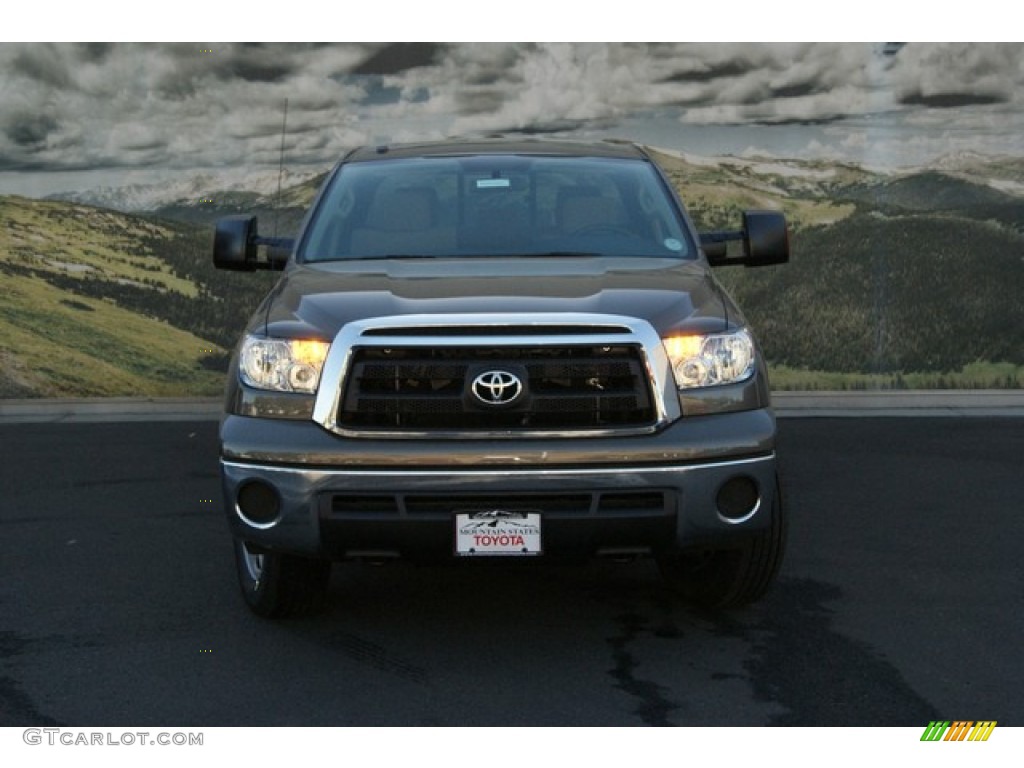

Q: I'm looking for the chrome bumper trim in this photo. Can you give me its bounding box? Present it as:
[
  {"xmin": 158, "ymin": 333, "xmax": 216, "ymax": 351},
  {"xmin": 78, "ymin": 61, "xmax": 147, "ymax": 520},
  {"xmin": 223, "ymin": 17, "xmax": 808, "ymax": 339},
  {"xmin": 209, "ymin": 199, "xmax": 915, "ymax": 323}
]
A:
[{"xmin": 222, "ymin": 452, "xmax": 774, "ymax": 479}]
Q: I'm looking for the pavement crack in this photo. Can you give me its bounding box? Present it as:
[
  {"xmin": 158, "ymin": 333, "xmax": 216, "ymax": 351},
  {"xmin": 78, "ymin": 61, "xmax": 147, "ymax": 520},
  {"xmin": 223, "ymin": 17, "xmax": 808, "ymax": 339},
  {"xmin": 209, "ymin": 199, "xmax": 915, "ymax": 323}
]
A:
[{"xmin": 606, "ymin": 612, "xmax": 678, "ymax": 726}]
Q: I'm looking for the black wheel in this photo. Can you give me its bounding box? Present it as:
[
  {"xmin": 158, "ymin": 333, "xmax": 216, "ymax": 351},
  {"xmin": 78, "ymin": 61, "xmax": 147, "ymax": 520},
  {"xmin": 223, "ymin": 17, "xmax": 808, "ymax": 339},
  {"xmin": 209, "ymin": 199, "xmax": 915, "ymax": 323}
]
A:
[
  {"xmin": 233, "ymin": 538, "xmax": 332, "ymax": 618},
  {"xmin": 657, "ymin": 478, "xmax": 786, "ymax": 608}
]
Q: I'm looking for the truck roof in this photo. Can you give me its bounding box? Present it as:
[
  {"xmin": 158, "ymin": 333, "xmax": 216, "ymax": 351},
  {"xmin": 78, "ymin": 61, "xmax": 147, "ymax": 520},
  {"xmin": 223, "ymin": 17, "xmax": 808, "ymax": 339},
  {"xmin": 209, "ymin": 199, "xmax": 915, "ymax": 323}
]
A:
[{"xmin": 342, "ymin": 138, "xmax": 650, "ymax": 163}]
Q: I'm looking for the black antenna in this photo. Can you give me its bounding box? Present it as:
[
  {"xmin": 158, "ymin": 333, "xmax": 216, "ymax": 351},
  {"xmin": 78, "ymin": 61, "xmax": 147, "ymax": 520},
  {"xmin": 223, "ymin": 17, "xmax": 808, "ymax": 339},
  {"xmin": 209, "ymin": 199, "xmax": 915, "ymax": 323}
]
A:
[{"xmin": 272, "ymin": 97, "xmax": 288, "ymax": 238}]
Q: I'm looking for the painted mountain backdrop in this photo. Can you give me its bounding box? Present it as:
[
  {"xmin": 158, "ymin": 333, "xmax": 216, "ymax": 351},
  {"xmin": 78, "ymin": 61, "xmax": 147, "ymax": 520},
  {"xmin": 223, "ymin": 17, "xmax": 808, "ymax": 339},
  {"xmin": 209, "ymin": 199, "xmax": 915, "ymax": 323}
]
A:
[{"xmin": 1, "ymin": 148, "xmax": 1021, "ymax": 398}]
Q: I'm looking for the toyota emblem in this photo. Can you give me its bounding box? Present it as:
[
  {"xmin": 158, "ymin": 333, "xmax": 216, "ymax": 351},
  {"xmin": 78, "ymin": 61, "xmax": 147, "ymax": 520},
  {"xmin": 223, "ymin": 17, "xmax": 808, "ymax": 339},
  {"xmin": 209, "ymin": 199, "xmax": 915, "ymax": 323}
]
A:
[{"xmin": 471, "ymin": 370, "xmax": 523, "ymax": 406}]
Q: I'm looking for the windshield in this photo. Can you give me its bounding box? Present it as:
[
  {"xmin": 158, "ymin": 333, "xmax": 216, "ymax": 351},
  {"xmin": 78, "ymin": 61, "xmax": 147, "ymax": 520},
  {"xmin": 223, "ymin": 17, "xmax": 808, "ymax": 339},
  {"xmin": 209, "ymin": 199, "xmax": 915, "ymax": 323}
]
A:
[{"xmin": 299, "ymin": 155, "xmax": 696, "ymax": 262}]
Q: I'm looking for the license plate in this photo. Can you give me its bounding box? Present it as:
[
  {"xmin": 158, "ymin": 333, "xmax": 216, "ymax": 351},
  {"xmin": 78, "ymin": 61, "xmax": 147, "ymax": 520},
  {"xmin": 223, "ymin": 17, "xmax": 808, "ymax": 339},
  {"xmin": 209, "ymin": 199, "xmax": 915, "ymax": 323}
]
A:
[{"xmin": 455, "ymin": 510, "xmax": 542, "ymax": 556}]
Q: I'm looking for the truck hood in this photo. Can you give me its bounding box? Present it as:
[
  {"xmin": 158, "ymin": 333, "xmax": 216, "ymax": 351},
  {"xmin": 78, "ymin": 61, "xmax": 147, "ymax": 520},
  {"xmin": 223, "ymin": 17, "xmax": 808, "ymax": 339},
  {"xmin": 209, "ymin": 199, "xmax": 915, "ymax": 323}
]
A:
[{"xmin": 257, "ymin": 256, "xmax": 735, "ymax": 339}]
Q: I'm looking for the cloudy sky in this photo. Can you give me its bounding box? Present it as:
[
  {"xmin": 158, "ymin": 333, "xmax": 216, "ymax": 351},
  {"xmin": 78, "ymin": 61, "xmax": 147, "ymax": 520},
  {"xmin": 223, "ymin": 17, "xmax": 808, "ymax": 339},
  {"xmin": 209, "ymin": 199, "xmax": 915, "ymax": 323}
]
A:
[{"xmin": 1, "ymin": 42, "xmax": 1022, "ymax": 196}]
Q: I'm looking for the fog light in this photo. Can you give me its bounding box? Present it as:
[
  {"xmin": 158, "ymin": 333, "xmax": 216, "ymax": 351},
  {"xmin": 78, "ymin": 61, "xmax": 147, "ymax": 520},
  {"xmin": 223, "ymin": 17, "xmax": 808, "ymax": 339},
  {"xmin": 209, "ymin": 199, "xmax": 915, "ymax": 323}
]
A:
[
  {"xmin": 237, "ymin": 481, "xmax": 281, "ymax": 526},
  {"xmin": 716, "ymin": 476, "xmax": 760, "ymax": 521}
]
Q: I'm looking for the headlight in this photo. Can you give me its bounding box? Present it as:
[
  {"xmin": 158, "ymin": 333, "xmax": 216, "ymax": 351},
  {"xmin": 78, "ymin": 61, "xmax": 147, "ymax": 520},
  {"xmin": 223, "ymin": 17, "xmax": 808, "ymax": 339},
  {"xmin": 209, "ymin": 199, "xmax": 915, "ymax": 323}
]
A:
[
  {"xmin": 239, "ymin": 336, "xmax": 331, "ymax": 394},
  {"xmin": 663, "ymin": 328, "xmax": 756, "ymax": 389}
]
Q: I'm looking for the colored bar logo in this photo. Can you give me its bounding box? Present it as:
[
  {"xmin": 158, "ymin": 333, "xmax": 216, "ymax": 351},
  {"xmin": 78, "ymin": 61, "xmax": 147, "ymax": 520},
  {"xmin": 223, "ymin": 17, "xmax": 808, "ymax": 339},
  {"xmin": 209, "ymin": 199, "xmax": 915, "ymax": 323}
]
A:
[{"xmin": 920, "ymin": 721, "xmax": 997, "ymax": 741}]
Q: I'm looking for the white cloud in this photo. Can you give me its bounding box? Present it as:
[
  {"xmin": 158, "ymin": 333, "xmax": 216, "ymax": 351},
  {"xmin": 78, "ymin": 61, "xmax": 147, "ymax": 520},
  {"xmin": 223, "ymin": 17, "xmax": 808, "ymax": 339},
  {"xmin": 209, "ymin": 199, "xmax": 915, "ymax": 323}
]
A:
[{"xmin": 1, "ymin": 42, "xmax": 1022, "ymax": 184}]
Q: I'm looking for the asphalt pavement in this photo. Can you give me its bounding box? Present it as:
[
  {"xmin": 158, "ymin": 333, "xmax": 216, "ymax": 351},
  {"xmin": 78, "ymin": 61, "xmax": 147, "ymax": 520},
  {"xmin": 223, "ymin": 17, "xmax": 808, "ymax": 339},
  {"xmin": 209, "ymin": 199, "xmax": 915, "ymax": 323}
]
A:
[{"xmin": 0, "ymin": 416, "xmax": 1021, "ymax": 726}]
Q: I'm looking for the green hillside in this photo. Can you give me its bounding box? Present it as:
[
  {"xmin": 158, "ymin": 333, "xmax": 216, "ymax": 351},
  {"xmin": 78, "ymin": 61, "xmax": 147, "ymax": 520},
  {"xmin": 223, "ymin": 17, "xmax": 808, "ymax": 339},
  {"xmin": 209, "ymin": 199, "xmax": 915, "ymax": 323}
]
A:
[
  {"xmin": 842, "ymin": 171, "xmax": 1019, "ymax": 213},
  {"xmin": 0, "ymin": 196, "xmax": 275, "ymax": 397},
  {"xmin": 1, "ymin": 270, "xmax": 219, "ymax": 397},
  {"xmin": 646, "ymin": 148, "xmax": 1024, "ymax": 387},
  {"xmin": 2, "ymin": 151, "xmax": 1023, "ymax": 397},
  {"xmin": 716, "ymin": 212, "xmax": 1024, "ymax": 373},
  {"xmin": 647, "ymin": 148, "xmax": 865, "ymax": 232}
]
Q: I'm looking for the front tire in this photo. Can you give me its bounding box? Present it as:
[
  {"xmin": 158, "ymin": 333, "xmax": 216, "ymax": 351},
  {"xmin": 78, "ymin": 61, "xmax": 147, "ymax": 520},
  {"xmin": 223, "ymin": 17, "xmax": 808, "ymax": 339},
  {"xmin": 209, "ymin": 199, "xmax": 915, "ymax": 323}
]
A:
[
  {"xmin": 657, "ymin": 478, "xmax": 786, "ymax": 608},
  {"xmin": 233, "ymin": 538, "xmax": 332, "ymax": 618}
]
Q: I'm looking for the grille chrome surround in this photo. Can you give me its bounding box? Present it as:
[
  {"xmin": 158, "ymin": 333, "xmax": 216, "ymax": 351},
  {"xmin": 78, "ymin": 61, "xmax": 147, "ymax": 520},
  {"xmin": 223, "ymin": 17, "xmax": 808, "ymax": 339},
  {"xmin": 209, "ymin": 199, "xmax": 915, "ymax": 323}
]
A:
[{"xmin": 312, "ymin": 313, "xmax": 681, "ymax": 438}]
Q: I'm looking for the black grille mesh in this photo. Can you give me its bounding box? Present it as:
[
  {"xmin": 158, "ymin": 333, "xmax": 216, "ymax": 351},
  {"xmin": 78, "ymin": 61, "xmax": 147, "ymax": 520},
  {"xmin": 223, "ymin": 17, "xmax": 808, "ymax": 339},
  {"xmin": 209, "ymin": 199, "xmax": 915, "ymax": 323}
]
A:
[{"xmin": 337, "ymin": 343, "xmax": 655, "ymax": 431}]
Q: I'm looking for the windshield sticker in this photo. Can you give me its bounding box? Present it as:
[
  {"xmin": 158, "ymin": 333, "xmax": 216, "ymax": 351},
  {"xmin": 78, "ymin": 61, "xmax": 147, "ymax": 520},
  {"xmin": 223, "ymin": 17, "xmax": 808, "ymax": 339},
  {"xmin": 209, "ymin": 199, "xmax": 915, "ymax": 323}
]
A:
[
  {"xmin": 664, "ymin": 238, "xmax": 683, "ymax": 252},
  {"xmin": 476, "ymin": 178, "xmax": 511, "ymax": 189}
]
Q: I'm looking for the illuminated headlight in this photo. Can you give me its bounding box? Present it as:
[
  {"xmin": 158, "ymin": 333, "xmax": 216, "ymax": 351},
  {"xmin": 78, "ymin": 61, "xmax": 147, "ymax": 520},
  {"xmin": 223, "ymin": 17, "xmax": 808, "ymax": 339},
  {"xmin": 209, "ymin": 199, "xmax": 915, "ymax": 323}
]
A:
[
  {"xmin": 239, "ymin": 336, "xmax": 331, "ymax": 394},
  {"xmin": 663, "ymin": 328, "xmax": 756, "ymax": 389}
]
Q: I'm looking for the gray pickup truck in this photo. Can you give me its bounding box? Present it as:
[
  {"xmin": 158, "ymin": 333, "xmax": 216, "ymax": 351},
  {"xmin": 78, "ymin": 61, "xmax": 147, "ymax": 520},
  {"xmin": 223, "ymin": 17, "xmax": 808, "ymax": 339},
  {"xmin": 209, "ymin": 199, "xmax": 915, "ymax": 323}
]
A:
[{"xmin": 212, "ymin": 139, "xmax": 790, "ymax": 617}]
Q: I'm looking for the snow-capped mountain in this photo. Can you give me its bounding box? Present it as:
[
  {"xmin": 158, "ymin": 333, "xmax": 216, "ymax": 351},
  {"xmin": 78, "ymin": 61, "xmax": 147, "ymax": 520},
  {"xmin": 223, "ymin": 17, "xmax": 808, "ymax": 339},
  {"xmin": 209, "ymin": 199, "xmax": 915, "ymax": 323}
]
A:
[{"xmin": 45, "ymin": 167, "xmax": 326, "ymax": 212}]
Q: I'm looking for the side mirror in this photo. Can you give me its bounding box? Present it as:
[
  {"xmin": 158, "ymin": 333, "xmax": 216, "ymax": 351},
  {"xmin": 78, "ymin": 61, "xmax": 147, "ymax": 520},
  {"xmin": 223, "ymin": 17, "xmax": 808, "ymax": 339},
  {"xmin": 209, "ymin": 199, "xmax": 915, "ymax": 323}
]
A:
[
  {"xmin": 213, "ymin": 215, "xmax": 258, "ymax": 271},
  {"xmin": 700, "ymin": 210, "xmax": 789, "ymax": 267},
  {"xmin": 213, "ymin": 215, "xmax": 294, "ymax": 271},
  {"xmin": 743, "ymin": 210, "xmax": 789, "ymax": 266}
]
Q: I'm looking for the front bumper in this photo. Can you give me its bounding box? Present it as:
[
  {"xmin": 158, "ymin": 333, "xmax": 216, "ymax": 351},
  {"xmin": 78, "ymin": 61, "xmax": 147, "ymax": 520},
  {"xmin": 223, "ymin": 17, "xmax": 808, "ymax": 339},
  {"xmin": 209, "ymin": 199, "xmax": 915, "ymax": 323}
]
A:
[{"xmin": 220, "ymin": 408, "xmax": 779, "ymax": 560}]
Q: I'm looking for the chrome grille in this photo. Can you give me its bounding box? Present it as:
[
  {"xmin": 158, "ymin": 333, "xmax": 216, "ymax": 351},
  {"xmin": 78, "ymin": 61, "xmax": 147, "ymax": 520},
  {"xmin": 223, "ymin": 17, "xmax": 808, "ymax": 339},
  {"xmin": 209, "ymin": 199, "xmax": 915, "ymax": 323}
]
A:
[{"xmin": 311, "ymin": 314, "xmax": 679, "ymax": 438}]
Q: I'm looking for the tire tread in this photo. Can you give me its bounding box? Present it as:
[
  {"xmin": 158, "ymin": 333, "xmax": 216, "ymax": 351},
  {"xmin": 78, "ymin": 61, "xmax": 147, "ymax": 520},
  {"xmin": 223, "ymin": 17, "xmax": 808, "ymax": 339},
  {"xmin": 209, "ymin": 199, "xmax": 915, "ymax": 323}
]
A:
[{"xmin": 657, "ymin": 478, "xmax": 786, "ymax": 608}]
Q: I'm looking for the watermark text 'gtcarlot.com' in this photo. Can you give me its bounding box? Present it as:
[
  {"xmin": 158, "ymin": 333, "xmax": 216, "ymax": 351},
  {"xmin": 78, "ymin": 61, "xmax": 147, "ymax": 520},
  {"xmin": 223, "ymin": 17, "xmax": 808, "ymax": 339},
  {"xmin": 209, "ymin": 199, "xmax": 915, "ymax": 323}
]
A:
[{"xmin": 23, "ymin": 729, "xmax": 203, "ymax": 747}]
